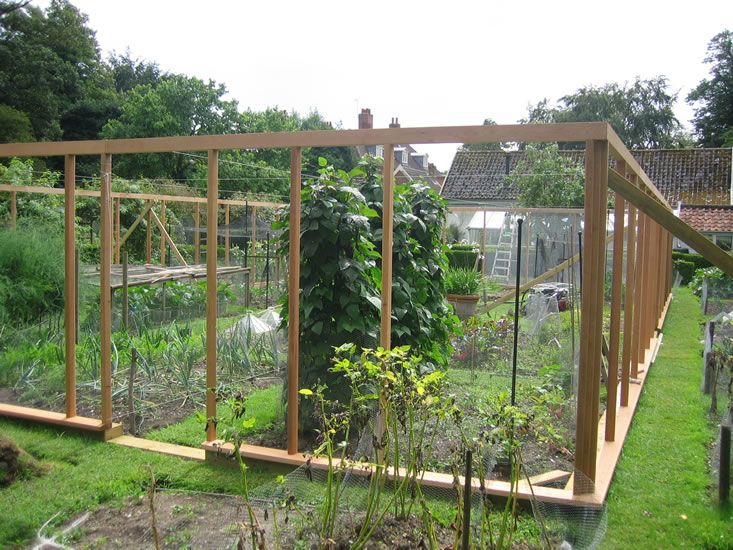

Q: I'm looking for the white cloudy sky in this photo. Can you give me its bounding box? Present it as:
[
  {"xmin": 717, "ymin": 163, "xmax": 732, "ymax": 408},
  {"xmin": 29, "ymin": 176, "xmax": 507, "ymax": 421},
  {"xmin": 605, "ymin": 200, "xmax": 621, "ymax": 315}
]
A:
[{"xmin": 35, "ymin": 0, "xmax": 733, "ymax": 169}]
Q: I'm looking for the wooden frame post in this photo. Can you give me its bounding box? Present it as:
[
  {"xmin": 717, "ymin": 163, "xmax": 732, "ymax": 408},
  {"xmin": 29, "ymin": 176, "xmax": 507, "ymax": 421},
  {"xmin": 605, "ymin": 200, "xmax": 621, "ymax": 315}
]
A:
[
  {"xmin": 575, "ymin": 140, "xmax": 608, "ymax": 493},
  {"xmin": 206, "ymin": 152, "xmax": 218, "ymax": 442},
  {"xmin": 620, "ymin": 205, "xmax": 636, "ymax": 406},
  {"xmin": 381, "ymin": 144, "xmax": 395, "ymax": 349},
  {"xmin": 100, "ymin": 153, "xmax": 113, "ymax": 428},
  {"xmin": 605, "ymin": 191, "xmax": 624, "ymax": 440},
  {"xmin": 10, "ymin": 190, "xmax": 16, "ymax": 229},
  {"xmin": 195, "ymin": 203, "xmax": 201, "ymax": 264},
  {"xmin": 64, "ymin": 155, "xmax": 77, "ymax": 418},
  {"xmin": 287, "ymin": 148, "xmax": 302, "ymax": 455},
  {"xmin": 114, "ymin": 197, "xmax": 121, "ymax": 264},
  {"xmin": 251, "ymin": 206, "xmax": 258, "ymax": 282},
  {"xmin": 225, "ymin": 204, "xmax": 230, "ymax": 266},
  {"xmin": 160, "ymin": 201, "xmax": 166, "ymax": 266},
  {"xmin": 146, "ymin": 208, "xmax": 152, "ymax": 264},
  {"xmin": 631, "ymin": 212, "xmax": 646, "ymax": 377}
]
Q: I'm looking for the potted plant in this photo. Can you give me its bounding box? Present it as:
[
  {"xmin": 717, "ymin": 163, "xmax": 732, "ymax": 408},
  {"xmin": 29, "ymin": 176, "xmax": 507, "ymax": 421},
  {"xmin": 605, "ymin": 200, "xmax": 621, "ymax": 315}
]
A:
[{"xmin": 445, "ymin": 267, "xmax": 481, "ymax": 320}]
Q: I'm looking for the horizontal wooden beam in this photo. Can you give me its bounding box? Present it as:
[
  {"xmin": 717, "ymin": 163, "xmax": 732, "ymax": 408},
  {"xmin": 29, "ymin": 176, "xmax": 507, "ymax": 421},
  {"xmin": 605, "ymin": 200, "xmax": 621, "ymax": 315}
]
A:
[
  {"xmin": 606, "ymin": 127, "xmax": 670, "ymax": 208},
  {"xmin": 0, "ymin": 183, "xmax": 283, "ymax": 209},
  {"xmin": 202, "ymin": 440, "xmax": 600, "ymax": 507},
  {"xmin": 110, "ymin": 435, "xmax": 205, "ymax": 460},
  {"xmin": 0, "ymin": 403, "xmax": 122, "ymax": 440},
  {"xmin": 608, "ymin": 168, "xmax": 733, "ymax": 276},
  {"xmin": 449, "ymin": 206, "xmax": 584, "ymax": 214},
  {"xmin": 0, "ymin": 123, "xmax": 609, "ymax": 158}
]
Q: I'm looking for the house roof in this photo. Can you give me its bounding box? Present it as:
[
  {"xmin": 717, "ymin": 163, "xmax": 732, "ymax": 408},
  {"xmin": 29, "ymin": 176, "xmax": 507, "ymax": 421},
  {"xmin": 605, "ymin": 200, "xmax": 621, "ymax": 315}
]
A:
[
  {"xmin": 441, "ymin": 148, "xmax": 732, "ymax": 206},
  {"xmin": 679, "ymin": 204, "xmax": 733, "ymax": 233}
]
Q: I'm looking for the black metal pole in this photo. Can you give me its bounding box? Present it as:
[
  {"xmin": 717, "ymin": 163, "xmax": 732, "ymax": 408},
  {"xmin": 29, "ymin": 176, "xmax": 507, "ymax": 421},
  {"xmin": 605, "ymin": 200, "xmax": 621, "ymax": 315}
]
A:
[
  {"xmin": 578, "ymin": 230, "xmax": 583, "ymax": 297},
  {"xmin": 511, "ymin": 218, "xmax": 523, "ymax": 406},
  {"xmin": 265, "ymin": 231, "xmax": 271, "ymax": 308},
  {"xmin": 462, "ymin": 449, "xmax": 473, "ymax": 550},
  {"xmin": 721, "ymin": 425, "xmax": 731, "ymax": 503},
  {"xmin": 533, "ymin": 236, "xmax": 539, "ymax": 278},
  {"xmin": 244, "ymin": 202, "xmax": 249, "ymax": 268}
]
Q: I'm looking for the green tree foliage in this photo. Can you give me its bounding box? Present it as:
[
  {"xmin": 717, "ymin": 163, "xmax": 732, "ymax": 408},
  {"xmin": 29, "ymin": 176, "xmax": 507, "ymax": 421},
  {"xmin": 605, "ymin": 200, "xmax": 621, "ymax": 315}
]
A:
[
  {"xmin": 687, "ymin": 30, "xmax": 733, "ymax": 147},
  {"xmin": 525, "ymin": 77, "xmax": 689, "ymax": 149},
  {"xmin": 108, "ymin": 50, "xmax": 166, "ymax": 94},
  {"xmin": 101, "ymin": 75, "xmax": 242, "ymax": 179},
  {"xmin": 0, "ymin": 104, "xmax": 33, "ymax": 142},
  {"xmin": 0, "ymin": 0, "xmax": 109, "ymax": 141},
  {"xmin": 508, "ymin": 144, "xmax": 584, "ymax": 208}
]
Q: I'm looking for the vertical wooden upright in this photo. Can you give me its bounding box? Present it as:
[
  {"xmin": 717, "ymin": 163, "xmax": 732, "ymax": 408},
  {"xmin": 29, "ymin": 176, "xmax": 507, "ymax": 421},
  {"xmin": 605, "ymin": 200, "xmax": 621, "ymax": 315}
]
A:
[
  {"xmin": 620, "ymin": 205, "xmax": 636, "ymax": 406},
  {"xmin": 64, "ymin": 155, "xmax": 77, "ymax": 418},
  {"xmin": 146, "ymin": 208, "xmax": 152, "ymax": 264},
  {"xmin": 287, "ymin": 147, "xmax": 302, "ymax": 455},
  {"xmin": 224, "ymin": 204, "xmax": 230, "ymax": 266},
  {"xmin": 605, "ymin": 192, "xmax": 625, "ymax": 441},
  {"xmin": 251, "ymin": 206, "xmax": 258, "ymax": 282},
  {"xmin": 205, "ymin": 152, "xmax": 218, "ymax": 442},
  {"xmin": 114, "ymin": 198, "xmax": 121, "ymax": 264},
  {"xmin": 10, "ymin": 191, "xmax": 16, "ymax": 229},
  {"xmin": 631, "ymin": 212, "xmax": 646, "ymax": 377},
  {"xmin": 574, "ymin": 140, "xmax": 608, "ymax": 493},
  {"xmin": 160, "ymin": 201, "xmax": 167, "ymax": 266},
  {"xmin": 195, "ymin": 203, "xmax": 201, "ymax": 264},
  {"xmin": 381, "ymin": 144, "xmax": 395, "ymax": 349},
  {"xmin": 100, "ymin": 154, "xmax": 113, "ymax": 428}
]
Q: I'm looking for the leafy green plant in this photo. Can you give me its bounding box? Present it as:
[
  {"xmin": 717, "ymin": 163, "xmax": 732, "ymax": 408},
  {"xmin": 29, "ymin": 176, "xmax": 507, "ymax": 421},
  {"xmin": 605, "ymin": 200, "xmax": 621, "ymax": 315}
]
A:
[
  {"xmin": 0, "ymin": 225, "xmax": 65, "ymax": 325},
  {"xmin": 689, "ymin": 266, "xmax": 733, "ymax": 298},
  {"xmin": 445, "ymin": 267, "xmax": 481, "ymax": 295},
  {"xmin": 446, "ymin": 243, "xmax": 479, "ymax": 269}
]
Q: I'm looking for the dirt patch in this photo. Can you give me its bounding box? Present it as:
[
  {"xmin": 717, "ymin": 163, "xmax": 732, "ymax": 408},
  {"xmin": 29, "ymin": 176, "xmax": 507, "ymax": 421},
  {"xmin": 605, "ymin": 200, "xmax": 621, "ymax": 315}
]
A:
[{"xmin": 52, "ymin": 491, "xmax": 531, "ymax": 550}]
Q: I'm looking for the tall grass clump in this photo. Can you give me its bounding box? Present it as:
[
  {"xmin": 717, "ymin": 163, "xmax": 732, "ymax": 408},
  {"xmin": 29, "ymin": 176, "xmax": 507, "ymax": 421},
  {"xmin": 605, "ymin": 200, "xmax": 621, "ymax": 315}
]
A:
[{"xmin": 0, "ymin": 224, "xmax": 65, "ymax": 325}]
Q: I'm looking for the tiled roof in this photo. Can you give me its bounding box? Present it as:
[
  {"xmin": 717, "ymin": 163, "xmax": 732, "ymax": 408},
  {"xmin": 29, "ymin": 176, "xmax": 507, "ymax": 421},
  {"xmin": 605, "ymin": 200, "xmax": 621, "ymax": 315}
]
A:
[
  {"xmin": 679, "ymin": 204, "xmax": 733, "ymax": 233},
  {"xmin": 441, "ymin": 148, "xmax": 732, "ymax": 205}
]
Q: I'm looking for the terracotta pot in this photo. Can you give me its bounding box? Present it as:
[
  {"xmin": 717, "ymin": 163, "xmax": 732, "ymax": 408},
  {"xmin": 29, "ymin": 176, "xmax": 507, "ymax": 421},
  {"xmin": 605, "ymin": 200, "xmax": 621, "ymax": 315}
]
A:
[{"xmin": 447, "ymin": 293, "xmax": 480, "ymax": 320}]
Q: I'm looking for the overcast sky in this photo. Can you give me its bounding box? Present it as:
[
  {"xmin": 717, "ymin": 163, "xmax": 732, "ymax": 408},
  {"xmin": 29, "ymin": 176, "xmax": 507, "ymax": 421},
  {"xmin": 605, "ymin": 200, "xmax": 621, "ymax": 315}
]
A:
[{"xmin": 35, "ymin": 0, "xmax": 733, "ymax": 170}]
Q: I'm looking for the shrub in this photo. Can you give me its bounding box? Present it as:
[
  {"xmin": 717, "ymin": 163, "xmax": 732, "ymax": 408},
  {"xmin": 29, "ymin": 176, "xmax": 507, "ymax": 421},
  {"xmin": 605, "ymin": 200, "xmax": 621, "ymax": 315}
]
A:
[
  {"xmin": 0, "ymin": 225, "xmax": 65, "ymax": 325},
  {"xmin": 673, "ymin": 259, "xmax": 696, "ymax": 285},
  {"xmin": 446, "ymin": 244, "xmax": 479, "ymax": 269},
  {"xmin": 689, "ymin": 266, "xmax": 733, "ymax": 297},
  {"xmin": 672, "ymin": 251, "xmax": 711, "ymax": 275}
]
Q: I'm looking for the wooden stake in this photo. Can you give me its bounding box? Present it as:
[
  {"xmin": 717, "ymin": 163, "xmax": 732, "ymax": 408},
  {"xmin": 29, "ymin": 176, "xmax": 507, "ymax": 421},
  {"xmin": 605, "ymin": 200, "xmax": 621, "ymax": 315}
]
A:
[
  {"xmin": 206, "ymin": 152, "xmax": 218, "ymax": 442},
  {"xmin": 160, "ymin": 201, "xmax": 166, "ymax": 266},
  {"xmin": 224, "ymin": 204, "xmax": 230, "ymax": 266},
  {"xmin": 149, "ymin": 209, "xmax": 188, "ymax": 266},
  {"xmin": 574, "ymin": 140, "xmax": 608, "ymax": 493},
  {"xmin": 287, "ymin": 148, "xmax": 302, "ymax": 455},
  {"xmin": 605, "ymin": 192, "xmax": 624, "ymax": 441},
  {"xmin": 64, "ymin": 155, "xmax": 76, "ymax": 418},
  {"xmin": 122, "ymin": 251, "xmax": 129, "ymax": 332},
  {"xmin": 100, "ymin": 153, "xmax": 113, "ymax": 428},
  {"xmin": 620, "ymin": 205, "xmax": 636, "ymax": 406},
  {"xmin": 195, "ymin": 203, "xmax": 201, "ymax": 264}
]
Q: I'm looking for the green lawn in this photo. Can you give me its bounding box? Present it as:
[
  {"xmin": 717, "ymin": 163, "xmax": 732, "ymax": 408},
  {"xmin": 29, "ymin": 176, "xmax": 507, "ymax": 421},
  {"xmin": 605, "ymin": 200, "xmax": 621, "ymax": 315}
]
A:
[
  {"xmin": 602, "ymin": 287, "xmax": 732, "ymax": 549},
  {"xmin": 0, "ymin": 419, "xmax": 272, "ymax": 547}
]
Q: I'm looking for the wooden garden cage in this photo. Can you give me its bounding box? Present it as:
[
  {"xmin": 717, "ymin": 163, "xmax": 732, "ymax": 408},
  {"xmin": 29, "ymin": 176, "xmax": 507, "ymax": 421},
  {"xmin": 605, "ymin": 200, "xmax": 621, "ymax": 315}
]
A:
[{"xmin": 1, "ymin": 122, "xmax": 732, "ymax": 507}]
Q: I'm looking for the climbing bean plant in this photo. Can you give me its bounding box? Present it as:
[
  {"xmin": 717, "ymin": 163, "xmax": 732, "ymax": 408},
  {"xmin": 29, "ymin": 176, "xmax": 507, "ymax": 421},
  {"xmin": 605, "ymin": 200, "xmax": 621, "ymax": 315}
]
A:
[{"xmin": 277, "ymin": 156, "xmax": 457, "ymax": 429}]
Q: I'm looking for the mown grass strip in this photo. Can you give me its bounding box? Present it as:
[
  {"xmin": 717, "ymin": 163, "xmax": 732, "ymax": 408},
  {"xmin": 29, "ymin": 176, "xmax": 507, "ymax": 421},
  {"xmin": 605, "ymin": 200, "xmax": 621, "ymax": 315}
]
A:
[{"xmin": 602, "ymin": 287, "xmax": 732, "ymax": 549}]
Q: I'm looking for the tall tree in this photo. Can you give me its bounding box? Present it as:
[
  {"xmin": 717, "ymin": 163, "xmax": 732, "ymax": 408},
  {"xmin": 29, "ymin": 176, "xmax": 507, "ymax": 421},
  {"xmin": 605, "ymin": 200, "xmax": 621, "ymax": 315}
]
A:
[
  {"xmin": 687, "ymin": 30, "xmax": 733, "ymax": 147},
  {"xmin": 525, "ymin": 77, "xmax": 689, "ymax": 149},
  {"xmin": 102, "ymin": 75, "xmax": 242, "ymax": 179},
  {"xmin": 508, "ymin": 144, "xmax": 584, "ymax": 208},
  {"xmin": 0, "ymin": 0, "xmax": 109, "ymax": 141}
]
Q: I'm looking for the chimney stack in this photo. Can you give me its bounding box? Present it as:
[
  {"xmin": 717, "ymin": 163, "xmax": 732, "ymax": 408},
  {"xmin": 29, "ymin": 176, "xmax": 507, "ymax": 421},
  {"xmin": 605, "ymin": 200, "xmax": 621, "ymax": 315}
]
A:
[
  {"xmin": 358, "ymin": 108, "xmax": 373, "ymax": 129},
  {"xmin": 389, "ymin": 117, "xmax": 400, "ymax": 128}
]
